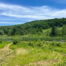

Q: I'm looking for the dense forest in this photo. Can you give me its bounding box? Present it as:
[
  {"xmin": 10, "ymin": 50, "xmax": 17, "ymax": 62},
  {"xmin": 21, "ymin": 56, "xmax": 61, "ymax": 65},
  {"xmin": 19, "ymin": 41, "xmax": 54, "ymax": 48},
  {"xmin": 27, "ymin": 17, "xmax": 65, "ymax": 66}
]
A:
[{"xmin": 0, "ymin": 18, "xmax": 66, "ymax": 36}]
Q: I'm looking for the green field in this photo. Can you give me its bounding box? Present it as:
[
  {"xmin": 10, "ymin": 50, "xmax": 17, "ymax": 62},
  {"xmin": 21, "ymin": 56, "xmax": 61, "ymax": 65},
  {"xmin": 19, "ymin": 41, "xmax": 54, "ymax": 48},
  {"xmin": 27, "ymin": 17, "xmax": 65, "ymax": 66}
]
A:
[
  {"xmin": 0, "ymin": 18, "xmax": 66, "ymax": 66},
  {"xmin": 0, "ymin": 36, "xmax": 66, "ymax": 66}
]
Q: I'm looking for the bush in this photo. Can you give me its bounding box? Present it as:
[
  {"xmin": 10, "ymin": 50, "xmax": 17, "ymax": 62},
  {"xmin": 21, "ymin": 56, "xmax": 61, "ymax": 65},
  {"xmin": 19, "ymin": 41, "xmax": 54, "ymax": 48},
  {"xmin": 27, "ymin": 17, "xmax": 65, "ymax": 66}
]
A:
[
  {"xmin": 51, "ymin": 42, "xmax": 61, "ymax": 47},
  {"xmin": 13, "ymin": 40, "xmax": 18, "ymax": 45},
  {"xmin": 56, "ymin": 42, "xmax": 61, "ymax": 47},
  {"xmin": 28, "ymin": 42, "xmax": 34, "ymax": 47},
  {"xmin": 0, "ymin": 40, "xmax": 2, "ymax": 44}
]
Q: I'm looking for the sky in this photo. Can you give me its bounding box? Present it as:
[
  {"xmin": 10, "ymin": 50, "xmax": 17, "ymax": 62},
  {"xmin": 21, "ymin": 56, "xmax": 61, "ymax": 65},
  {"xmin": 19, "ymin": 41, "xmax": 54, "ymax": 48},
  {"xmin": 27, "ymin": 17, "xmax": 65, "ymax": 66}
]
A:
[{"xmin": 0, "ymin": 0, "xmax": 66, "ymax": 25}]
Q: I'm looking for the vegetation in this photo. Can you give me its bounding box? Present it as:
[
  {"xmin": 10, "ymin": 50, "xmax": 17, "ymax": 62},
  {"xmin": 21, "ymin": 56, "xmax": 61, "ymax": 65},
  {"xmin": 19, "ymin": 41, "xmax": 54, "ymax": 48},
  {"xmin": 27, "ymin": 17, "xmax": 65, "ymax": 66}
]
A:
[
  {"xmin": 0, "ymin": 18, "xmax": 66, "ymax": 36},
  {"xmin": 0, "ymin": 18, "xmax": 66, "ymax": 66},
  {"xmin": 0, "ymin": 40, "xmax": 66, "ymax": 66},
  {"xmin": 62, "ymin": 25, "xmax": 66, "ymax": 36}
]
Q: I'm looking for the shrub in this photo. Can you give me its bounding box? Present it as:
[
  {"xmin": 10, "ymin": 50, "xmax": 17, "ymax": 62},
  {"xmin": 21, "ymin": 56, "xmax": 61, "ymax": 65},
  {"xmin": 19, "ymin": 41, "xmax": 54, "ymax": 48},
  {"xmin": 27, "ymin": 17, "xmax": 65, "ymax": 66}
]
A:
[
  {"xmin": 28, "ymin": 42, "xmax": 34, "ymax": 47},
  {"xmin": 13, "ymin": 40, "xmax": 18, "ymax": 45},
  {"xmin": 51, "ymin": 42, "xmax": 61, "ymax": 47},
  {"xmin": 56, "ymin": 42, "xmax": 61, "ymax": 47},
  {"xmin": 0, "ymin": 40, "xmax": 2, "ymax": 44}
]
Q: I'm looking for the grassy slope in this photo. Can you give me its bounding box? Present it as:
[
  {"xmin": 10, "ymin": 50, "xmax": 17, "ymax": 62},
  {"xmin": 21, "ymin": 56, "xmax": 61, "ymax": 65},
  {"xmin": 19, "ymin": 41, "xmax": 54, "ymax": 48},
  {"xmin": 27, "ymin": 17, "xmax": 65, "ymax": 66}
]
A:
[{"xmin": 0, "ymin": 40, "xmax": 66, "ymax": 66}]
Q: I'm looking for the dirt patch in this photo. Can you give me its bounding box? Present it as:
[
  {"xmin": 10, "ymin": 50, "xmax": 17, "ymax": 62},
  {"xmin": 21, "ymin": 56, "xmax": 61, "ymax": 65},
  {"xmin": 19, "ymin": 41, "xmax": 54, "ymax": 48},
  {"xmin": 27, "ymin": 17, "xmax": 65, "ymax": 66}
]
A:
[
  {"xmin": 0, "ymin": 44, "xmax": 12, "ymax": 58},
  {"xmin": 0, "ymin": 43, "xmax": 15, "ymax": 64},
  {"xmin": 16, "ymin": 48, "xmax": 29, "ymax": 55},
  {"xmin": 0, "ymin": 43, "xmax": 12, "ymax": 51},
  {"xmin": 25, "ymin": 59, "xmax": 59, "ymax": 66}
]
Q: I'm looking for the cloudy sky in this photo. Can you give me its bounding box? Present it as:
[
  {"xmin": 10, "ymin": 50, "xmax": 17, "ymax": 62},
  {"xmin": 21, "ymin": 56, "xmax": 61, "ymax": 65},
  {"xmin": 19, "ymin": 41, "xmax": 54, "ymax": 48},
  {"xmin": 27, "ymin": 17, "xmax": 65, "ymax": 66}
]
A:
[{"xmin": 0, "ymin": 0, "xmax": 66, "ymax": 25}]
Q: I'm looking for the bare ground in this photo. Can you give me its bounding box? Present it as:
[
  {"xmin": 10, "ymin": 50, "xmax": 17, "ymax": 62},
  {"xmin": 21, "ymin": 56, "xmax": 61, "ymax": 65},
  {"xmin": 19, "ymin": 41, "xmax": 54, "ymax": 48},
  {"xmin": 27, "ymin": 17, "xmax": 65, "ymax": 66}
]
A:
[
  {"xmin": 0, "ymin": 43, "xmax": 14, "ymax": 64},
  {"xmin": 25, "ymin": 59, "xmax": 59, "ymax": 66}
]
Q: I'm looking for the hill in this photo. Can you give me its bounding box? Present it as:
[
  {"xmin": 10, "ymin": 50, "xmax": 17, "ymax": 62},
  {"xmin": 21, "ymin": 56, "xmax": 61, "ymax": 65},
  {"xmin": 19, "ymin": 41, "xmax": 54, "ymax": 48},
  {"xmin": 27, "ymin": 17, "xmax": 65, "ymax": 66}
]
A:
[
  {"xmin": 0, "ymin": 18, "xmax": 66, "ymax": 36},
  {"xmin": 0, "ymin": 18, "xmax": 66, "ymax": 66}
]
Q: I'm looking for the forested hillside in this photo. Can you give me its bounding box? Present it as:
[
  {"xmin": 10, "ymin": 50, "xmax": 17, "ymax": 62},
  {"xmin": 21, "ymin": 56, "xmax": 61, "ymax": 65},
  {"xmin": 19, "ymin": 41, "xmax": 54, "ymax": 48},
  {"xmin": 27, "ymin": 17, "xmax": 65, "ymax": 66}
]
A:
[{"xmin": 0, "ymin": 18, "xmax": 66, "ymax": 36}]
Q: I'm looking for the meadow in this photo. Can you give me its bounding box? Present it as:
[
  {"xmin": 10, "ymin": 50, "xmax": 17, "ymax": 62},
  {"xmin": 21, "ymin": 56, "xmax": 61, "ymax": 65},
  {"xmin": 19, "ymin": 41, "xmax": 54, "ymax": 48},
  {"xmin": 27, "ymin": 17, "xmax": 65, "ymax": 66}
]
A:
[
  {"xmin": 0, "ymin": 35, "xmax": 66, "ymax": 66},
  {"xmin": 0, "ymin": 18, "xmax": 66, "ymax": 66}
]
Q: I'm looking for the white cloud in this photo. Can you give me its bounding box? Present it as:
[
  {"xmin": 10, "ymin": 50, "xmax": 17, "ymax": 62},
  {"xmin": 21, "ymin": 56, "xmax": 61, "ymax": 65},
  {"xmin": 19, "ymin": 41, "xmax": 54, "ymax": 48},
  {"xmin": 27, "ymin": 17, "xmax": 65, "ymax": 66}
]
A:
[{"xmin": 0, "ymin": 3, "xmax": 66, "ymax": 21}]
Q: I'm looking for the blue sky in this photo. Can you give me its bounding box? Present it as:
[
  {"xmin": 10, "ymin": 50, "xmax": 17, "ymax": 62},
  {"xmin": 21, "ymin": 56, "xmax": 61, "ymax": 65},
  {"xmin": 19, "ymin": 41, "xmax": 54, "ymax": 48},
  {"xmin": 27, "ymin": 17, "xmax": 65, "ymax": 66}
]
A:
[{"xmin": 0, "ymin": 0, "xmax": 66, "ymax": 25}]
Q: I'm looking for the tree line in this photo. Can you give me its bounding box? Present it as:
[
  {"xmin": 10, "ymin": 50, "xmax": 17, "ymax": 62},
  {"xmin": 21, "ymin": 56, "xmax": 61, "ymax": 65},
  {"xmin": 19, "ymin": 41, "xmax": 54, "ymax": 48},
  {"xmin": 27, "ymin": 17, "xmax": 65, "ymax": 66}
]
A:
[{"xmin": 0, "ymin": 18, "xmax": 66, "ymax": 36}]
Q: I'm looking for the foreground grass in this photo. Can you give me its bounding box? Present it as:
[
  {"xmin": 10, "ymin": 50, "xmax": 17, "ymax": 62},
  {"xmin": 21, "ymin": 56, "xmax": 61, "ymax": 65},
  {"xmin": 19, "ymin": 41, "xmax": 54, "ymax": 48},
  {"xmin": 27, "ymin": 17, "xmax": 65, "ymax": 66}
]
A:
[
  {"xmin": 0, "ymin": 41, "xmax": 11, "ymax": 48},
  {"xmin": 0, "ymin": 40, "xmax": 66, "ymax": 66}
]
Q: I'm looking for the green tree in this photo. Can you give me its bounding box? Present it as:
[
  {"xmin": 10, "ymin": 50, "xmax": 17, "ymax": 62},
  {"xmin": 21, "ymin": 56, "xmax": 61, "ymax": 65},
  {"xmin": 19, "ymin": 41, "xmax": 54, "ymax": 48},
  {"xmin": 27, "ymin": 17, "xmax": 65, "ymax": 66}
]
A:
[
  {"xmin": 62, "ymin": 25, "xmax": 66, "ymax": 36},
  {"xmin": 0, "ymin": 30, "xmax": 4, "ymax": 35},
  {"xmin": 50, "ymin": 26, "xmax": 57, "ymax": 36}
]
